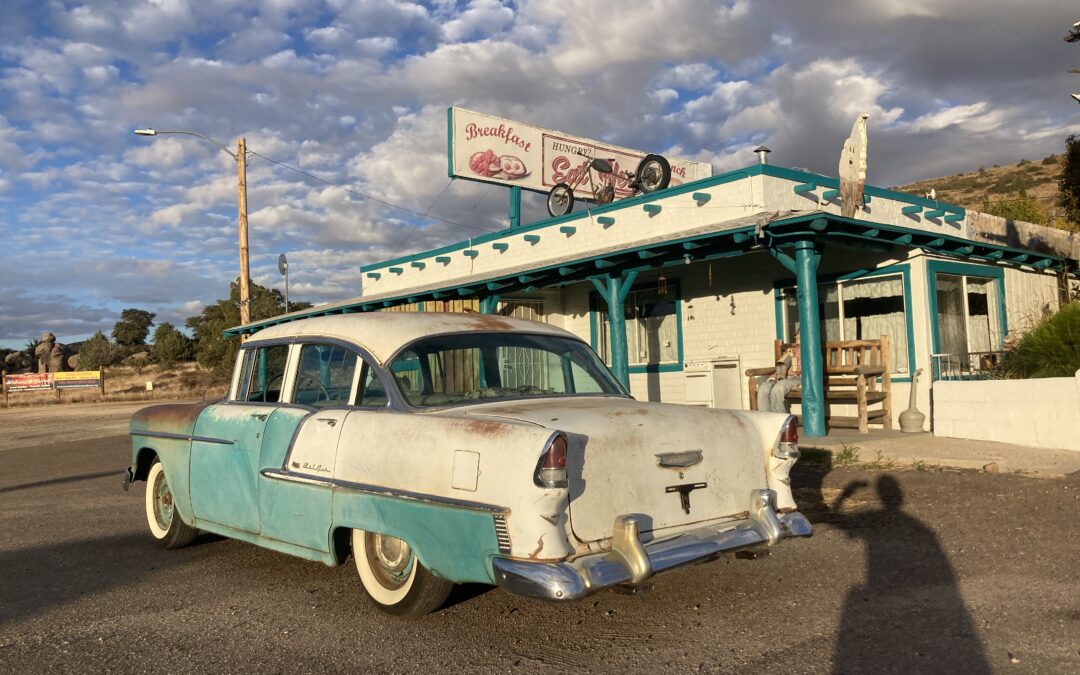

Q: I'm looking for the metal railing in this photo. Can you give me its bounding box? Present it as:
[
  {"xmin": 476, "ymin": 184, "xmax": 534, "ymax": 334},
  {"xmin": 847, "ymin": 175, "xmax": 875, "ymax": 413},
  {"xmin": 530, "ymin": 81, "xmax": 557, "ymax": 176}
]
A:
[{"xmin": 930, "ymin": 351, "xmax": 1005, "ymax": 381}]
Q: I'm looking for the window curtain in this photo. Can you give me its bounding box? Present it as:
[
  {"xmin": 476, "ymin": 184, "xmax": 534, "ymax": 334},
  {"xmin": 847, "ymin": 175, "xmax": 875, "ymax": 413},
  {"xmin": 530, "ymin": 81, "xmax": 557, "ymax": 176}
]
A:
[{"xmin": 935, "ymin": 273, "xmax": 968, "ymax": 358}]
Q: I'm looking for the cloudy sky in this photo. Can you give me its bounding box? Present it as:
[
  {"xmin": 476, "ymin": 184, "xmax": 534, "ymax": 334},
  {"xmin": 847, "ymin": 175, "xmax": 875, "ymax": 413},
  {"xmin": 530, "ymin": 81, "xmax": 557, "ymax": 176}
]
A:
[{"xmin": 2, "ymin": 0, "xmax": 1078, "ymax": 348}]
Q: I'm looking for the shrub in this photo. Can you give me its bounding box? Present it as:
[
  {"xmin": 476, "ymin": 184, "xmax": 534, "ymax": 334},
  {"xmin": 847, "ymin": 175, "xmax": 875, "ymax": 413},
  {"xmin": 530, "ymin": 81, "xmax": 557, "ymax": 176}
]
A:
[
  {"xmin": 1003, "ymin": 302, "xmax": 1080, "ymax": 378},
  {"xmin": 1041, "ymin": 154, "xmax": 1057, "ymax": 166}
]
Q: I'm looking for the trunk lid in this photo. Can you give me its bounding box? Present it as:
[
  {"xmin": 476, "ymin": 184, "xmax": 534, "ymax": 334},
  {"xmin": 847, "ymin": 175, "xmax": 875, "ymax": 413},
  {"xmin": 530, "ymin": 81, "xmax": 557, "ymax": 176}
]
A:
[{"xmin": 460, "ymin": 396, "xmax": 771, "ymax": 543}]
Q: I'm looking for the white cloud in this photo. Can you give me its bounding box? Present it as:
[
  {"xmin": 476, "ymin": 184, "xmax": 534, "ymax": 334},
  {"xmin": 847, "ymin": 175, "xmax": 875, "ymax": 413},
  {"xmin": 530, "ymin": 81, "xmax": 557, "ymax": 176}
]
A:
[{"xmin": 1, "ymin": 0, "xmax": 1078, "ymax": 343}]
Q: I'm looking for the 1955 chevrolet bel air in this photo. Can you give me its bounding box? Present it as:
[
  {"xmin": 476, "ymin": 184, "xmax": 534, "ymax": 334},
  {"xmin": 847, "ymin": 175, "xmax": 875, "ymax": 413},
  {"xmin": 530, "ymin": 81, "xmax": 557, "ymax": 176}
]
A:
[{"xmin": 125, "ymin": 312, "xmax": 810, "ymax": 616}]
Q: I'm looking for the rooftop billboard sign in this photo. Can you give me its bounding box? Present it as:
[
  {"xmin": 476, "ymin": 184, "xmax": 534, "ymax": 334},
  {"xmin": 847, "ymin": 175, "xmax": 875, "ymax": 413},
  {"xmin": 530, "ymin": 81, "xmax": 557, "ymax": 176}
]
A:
[{"xmin": 447, "ymin": 107, "xmax": 712, "ymax": 200}]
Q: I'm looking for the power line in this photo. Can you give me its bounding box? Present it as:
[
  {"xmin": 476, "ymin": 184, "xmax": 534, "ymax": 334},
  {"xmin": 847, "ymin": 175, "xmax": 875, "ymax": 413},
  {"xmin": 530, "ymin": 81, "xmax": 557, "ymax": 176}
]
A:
[
  {"xmin": 246, "ymin": 149, "xmax": 500, "ymax": 234},
  {"xmin": 387, "ymin": 178, "xmax": 455, "ymax": 260}
]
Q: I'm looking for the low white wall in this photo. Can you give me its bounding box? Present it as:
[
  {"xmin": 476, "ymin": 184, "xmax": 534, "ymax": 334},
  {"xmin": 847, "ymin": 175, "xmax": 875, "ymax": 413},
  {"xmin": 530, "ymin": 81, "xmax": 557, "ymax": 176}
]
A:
[{"xmin": 933, "ymin": 372, "xmax": 1080, "ymax": 451}]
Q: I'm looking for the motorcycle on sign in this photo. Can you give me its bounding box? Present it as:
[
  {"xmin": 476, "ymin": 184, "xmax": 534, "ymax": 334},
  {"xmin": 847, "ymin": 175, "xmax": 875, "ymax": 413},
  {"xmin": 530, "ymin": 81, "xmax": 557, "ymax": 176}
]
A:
[{"xmin": 546, "ymin": 150, "xmax": 672, "ymax": 217}]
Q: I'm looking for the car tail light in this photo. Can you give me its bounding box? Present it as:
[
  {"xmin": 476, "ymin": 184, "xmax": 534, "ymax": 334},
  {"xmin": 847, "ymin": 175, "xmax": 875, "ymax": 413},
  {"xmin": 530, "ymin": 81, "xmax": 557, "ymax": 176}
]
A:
[
  {"xmin": 774, "ymin": 415, "xmax": 800, "ymax": 459},
  {"xmin": 534, "ymin": 433, "xmax": 568, "ymax": 488}
]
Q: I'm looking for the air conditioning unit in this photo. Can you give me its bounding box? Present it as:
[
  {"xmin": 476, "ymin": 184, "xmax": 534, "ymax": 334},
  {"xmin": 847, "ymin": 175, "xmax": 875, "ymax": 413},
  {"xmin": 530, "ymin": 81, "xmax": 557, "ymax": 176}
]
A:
[{"xmin": 683, "ymin": 357, "xmax": 742, "ymax": 409}]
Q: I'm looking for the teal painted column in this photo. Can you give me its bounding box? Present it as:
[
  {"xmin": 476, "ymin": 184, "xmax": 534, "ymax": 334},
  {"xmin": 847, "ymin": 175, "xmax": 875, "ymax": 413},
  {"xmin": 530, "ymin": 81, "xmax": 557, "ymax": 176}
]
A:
[
  {"xmin": 591, "ymin": 271, "xmax": 637, "ymax": 388},
  {"xmin": 794, "ymin": 240, "xmax": 825, "ymax": 437},
  {"xmin": 509, "ymin": 186, "xmax": 521, "ymax": 228},
  {"xmin": 479, "ymin": 295, "xmax": 500, "ymax": 314}
]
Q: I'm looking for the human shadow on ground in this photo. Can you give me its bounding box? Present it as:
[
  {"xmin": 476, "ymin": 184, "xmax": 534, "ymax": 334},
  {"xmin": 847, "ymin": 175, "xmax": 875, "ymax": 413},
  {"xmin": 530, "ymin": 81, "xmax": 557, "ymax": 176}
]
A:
[{"xmin": 829, "ymin": 475, "xmax": 990, "ymax": 675}]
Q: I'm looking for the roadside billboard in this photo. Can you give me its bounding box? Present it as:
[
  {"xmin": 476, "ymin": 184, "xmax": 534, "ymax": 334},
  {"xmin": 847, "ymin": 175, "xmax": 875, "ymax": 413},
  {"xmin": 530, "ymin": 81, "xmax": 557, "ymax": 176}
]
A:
[
  {"xmin": 54, "ymin": 371, "xmax": 102, "ymax": 389},
  {"xmin": 4, "ymin": 373, "xmax": 53, "ymax": 391},
  {"xmin": 447, "ymin": 107, "xmax": 712, "ymax": 200}
]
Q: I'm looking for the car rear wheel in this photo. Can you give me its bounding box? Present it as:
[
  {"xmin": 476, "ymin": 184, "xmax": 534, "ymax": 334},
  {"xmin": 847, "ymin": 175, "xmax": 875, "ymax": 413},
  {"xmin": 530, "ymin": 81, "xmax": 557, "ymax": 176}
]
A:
[
  {"xmin": 352, "ymin": 529, "xmax": 453, "ymax": 616},
  {"xmin": 145, "ymin": 459, "xmax": 197, "ymax": 549}
]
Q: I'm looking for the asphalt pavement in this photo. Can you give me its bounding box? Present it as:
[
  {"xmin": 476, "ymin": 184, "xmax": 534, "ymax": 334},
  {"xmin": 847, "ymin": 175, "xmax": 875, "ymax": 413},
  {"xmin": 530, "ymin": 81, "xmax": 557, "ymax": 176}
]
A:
[{"xmin": 0, "ymin": 412, "xmax": 1077, "ymax": 673}]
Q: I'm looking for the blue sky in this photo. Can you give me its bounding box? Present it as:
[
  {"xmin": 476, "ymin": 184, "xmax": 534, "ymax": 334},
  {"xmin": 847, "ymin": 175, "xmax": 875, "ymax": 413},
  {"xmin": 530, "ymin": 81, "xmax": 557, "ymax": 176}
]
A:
[{"xmin": 2, "ymin": 0, "xmax": 1078, "ymax": 348}]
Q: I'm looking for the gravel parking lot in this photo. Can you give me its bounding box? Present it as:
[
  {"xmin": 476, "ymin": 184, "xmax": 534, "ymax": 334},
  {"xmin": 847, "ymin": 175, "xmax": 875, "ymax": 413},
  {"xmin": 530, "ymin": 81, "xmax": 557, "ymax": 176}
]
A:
[{"xmin": 0, "ymin": 403, "xmax": 1077, "ymax": 673}]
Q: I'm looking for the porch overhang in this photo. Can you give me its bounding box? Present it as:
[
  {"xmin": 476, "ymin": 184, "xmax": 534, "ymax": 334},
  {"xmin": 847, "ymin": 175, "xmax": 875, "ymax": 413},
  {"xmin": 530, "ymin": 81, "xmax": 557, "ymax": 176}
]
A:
[
  {"xmin": 225, "ymin": 211, "xmax": 1075, "ymax": 338},
  {"xmin": 225, "ymin": 162, "xmax": 1079, "ymax": 338}
]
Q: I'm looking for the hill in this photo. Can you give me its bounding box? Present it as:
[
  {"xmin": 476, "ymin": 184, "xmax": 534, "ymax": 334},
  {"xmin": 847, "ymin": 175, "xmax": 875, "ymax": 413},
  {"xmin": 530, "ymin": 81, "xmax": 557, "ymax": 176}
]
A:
[{"xmin": 894, "ymin": 154, "xmax": 1077, "ymax": 232}]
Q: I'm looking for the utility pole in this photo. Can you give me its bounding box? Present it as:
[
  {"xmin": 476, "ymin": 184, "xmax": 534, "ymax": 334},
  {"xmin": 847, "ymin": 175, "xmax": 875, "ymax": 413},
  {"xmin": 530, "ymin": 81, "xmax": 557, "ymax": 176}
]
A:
[
  {"xmin": 237, "ymin": 137, "xmax": 251, "ymax": 326},
  {"xmin": 133, "ymin": 128, "xmax": 255, "ymax": 329}
]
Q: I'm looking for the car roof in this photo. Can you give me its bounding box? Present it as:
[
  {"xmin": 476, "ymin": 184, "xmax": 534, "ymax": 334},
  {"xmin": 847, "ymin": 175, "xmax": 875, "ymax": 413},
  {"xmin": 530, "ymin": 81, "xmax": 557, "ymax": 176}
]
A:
[{"xmin": 246, "ymin": 312, "xmax": 578, "ymax": 364}]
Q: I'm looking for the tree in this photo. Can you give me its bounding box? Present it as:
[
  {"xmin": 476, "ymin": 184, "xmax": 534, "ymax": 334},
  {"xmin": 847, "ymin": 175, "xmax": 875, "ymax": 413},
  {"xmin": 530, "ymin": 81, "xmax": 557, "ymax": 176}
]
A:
[
  {"xmin": 78, "ymin": 331, "xmax": 117, "ymax": 370},
  {"xmin": 983, "ymin": 188, "xmax": 1048, "ymax": 224},
  {"xmin": 1059, "ymin": 134, "xmax": 1080, "ymax": 225},
  {"xmin": 186, "ymin": 279, "xmax": 311, "ymax": 377},
  {"xmin": 112, "ymin": 308, "xmax": 156, "ymax": 347},
  {"xmin": 153, "ymin": 322, "xmax": 194, "ymax": 368}
]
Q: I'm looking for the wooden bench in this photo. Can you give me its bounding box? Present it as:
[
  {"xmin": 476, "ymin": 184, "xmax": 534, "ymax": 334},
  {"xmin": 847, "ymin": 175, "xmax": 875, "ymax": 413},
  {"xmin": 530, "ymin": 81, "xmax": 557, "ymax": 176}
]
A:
[{"xmin": 746, "ymin": 337, "xmax": 892, "ymax": 433}]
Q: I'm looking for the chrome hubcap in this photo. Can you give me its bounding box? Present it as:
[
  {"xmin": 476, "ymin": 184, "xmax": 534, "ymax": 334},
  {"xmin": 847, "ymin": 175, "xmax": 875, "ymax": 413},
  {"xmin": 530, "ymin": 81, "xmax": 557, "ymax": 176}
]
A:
[
  {"xmin": 153, "ymin": 471, "xmax": 173, "ymax": 531},
  {"xmin": 367, "ymin": 533, "xmax": 414, "ymax": 589}
]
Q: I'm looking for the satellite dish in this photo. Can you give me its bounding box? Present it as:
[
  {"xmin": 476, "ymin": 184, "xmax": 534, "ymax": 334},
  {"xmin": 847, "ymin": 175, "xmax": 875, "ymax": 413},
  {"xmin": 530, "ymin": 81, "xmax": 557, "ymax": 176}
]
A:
[{"xmin": 277, "ymin": 253, "xmax": 288, "ymax": 275}]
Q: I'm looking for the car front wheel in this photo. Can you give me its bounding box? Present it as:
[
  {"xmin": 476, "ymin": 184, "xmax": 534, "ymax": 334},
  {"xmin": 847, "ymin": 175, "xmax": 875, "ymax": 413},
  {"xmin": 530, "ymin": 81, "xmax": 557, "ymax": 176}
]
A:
[
  {"xmin": 352, "ymin": 529, "xmax": 453, "ymax": 616},
  {"xmin": 145, "ymin": 459, "xmax": 197, "ymax": 549}
]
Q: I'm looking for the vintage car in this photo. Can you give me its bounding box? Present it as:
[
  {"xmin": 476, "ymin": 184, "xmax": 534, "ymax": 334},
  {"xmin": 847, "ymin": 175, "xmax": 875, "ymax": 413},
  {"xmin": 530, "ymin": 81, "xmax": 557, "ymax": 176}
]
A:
[{"xmin": 125, "ymin": 312, "xmax": 810, "ymax": 616}]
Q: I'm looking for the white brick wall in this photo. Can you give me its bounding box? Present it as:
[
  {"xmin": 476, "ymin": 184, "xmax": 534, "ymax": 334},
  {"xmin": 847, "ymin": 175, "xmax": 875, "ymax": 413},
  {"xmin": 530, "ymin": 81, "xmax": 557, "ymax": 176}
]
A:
[{"xmin": 933, "ymin": 373, "xmax": 1080, "ymax": 451}]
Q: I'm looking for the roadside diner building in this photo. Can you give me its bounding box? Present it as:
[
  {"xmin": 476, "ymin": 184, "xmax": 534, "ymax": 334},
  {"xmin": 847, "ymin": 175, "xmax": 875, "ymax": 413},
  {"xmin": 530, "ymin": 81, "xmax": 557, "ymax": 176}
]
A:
[{"xmin": 230, "ymin": 162, "xmax": 1079, "ymax": 437}]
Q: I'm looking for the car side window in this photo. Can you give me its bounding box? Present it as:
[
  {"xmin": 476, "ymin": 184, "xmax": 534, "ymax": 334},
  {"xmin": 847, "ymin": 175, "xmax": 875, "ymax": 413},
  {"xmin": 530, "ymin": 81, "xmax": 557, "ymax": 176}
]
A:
[
  {"xmin": 356, "ymin": 363, "xmax": 389, "ymax": 407},
  {"xmin": 237, "ymin": 344, "xmax": 290, "ymax": 403},
  {"xmin": 390, "ymin": 351, "xmax": 425, "ymax": 405},
  {"xmin": 293, "ymin": 343, "xmax": 358, "ymax": 407}
]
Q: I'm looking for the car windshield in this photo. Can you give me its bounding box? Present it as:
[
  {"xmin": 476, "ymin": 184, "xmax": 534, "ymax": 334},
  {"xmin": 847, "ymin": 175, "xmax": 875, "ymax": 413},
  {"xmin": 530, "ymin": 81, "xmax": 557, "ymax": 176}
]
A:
[{"xmin": 388, "ymin": 332, "xmax": 627, "ymax": 407}]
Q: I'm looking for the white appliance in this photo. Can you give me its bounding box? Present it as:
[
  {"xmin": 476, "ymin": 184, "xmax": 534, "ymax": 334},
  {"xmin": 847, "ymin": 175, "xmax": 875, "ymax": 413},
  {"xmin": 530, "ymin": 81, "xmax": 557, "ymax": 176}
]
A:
[{"xmin": 683, "ymin": 357, "xmax": 743, "ymax": 409}]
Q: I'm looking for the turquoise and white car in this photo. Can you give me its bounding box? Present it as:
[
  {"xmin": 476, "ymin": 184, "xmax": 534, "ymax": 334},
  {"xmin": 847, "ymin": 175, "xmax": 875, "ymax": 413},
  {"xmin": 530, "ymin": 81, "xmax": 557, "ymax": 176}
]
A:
[{"xmin": 125, "ymin": 313, "xmax": 810, "ymax": 616}]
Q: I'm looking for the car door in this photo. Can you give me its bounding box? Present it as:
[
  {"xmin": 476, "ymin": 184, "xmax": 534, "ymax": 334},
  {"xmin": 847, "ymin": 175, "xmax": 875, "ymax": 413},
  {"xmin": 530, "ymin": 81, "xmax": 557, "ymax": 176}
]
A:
[
  {"xmin": 190, "ymin": 342, "xmax": 291, "ymax": 534},
  {"xmin": 258, "ymin": 342, "xmax": 363, "ymax": 551}
]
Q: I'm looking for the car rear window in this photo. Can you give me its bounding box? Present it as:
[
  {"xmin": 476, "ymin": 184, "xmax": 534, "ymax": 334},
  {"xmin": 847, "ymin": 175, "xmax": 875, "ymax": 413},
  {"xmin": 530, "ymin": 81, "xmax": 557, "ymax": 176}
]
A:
[{"xmin": 388, "ymin": 333, "xmax": 625, "ymax": 407}]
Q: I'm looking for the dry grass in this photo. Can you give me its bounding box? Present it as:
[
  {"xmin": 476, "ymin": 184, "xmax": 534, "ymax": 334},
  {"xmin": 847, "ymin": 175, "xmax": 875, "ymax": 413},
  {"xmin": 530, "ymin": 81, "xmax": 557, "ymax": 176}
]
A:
[{"xmin": 3, "ymin": 362, "xmax": 228, "ymax": 408}]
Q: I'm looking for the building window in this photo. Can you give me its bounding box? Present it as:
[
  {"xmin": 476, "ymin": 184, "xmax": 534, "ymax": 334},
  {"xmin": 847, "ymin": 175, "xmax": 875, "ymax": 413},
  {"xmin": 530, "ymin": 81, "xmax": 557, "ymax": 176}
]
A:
[
  {"xmin": 596, "ymin": 284, "xmax": 680, "ymax": 368},
  {"xmin": 783, "ymin": 273, "xmax": 910, "ymax": 374},
  {"xmin": 933, "ymin": 272, "xmax": 1003, "ymax": 368}
]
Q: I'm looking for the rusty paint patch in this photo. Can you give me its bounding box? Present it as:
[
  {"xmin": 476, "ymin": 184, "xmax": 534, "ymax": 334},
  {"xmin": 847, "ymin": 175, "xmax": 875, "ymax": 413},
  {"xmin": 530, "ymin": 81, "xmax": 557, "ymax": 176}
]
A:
[
  {"xmin": 461, "ymin": 314, "xmax": 519, "ymax": 331},
  {"xmin": 529, "ymin": 534, "xmax": 545, "ymax": 559},
  {"xmin": 131, "ymin": 402, "xmax": 207, "ymax": 434},
  {"xmin": 448, "ymin": 418, "xmax": 514, "ymax": 437}
]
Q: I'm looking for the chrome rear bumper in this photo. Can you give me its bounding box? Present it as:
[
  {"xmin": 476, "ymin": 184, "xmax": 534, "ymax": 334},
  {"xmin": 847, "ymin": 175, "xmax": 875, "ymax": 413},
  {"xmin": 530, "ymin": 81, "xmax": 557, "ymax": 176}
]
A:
[{"xmin": 492, "ymin": 489, "xmax": 812, "ymax": 601}]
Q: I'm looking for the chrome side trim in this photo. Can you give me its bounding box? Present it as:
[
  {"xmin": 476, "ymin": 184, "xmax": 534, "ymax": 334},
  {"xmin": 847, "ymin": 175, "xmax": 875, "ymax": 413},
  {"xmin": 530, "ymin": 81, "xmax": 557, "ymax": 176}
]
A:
[
  {"xmin": 492, "ymin": 488, "xmax": 813, "ymax": 602},
  {"xmin": 259, "ymin": 469, "xmax": 506, "ymax": 514},
  {"xmin": 129, "ymin": 430, "xmax": 234, "ymax": 445}
]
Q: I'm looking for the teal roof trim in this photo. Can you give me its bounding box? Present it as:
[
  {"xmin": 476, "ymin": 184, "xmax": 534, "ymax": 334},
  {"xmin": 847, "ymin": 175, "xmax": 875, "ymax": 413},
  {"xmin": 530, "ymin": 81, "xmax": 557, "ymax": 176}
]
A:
[
  {"xmin": 359, "ymin": 163, "xmax": 968, "ymax": 275},
  {"xmin": 227, "ymin": 211, "xmax": 1069, "ymax": 337}
]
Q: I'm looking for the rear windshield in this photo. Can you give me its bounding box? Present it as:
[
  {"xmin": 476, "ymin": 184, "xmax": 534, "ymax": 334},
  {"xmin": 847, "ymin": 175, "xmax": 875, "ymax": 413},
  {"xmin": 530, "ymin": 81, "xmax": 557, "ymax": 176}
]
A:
[{"xmin": 388, "ymin": 333, "xmax": 626, "ymax": 407}]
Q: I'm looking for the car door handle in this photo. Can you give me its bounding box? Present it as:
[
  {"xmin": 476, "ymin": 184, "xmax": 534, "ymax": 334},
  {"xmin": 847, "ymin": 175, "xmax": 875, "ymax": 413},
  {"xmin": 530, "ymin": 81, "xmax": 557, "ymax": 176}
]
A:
[
  {"xmin": 317, "ymin": 417, "xmax": 338, "ymax": 427},
  {"xmin": 250, "ymin": 413, "xmax": 268, "ymax": 421}
]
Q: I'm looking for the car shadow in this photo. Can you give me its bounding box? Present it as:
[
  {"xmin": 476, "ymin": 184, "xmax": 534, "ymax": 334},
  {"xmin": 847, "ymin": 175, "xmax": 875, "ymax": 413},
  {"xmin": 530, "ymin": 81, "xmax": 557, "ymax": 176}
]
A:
[
  {"xmin": 441, "ymin": 583, "xmax": 495, "ymax": 610},
  {"xmin": 0, "ymin": 532, "xmax": 186, "ymax": 628},
  {"xmin": 0, "ymin": 470, "xmax": 122, "ymax": 495},
  {"xmin": 828, "ymin": 475, "xmax": 990, "ymax": 674}
]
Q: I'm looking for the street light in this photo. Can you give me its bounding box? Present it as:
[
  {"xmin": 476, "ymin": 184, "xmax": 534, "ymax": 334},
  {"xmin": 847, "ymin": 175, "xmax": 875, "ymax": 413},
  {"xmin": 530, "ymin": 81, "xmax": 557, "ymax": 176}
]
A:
[{"xmin": 133, "ymin": 128, "xmax": 252, "ymax": 326}]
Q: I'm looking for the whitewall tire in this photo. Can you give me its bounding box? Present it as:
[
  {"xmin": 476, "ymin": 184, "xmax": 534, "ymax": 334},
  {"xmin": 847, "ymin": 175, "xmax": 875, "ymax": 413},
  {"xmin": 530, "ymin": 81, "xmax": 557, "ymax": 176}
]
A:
[
  {"xmin": 145, "ymin": 459, "xmax": 197, "ymax": 549},
  {"xmin": 352, "ymin": 529, "xmax": 453, "ymax": 616}
]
